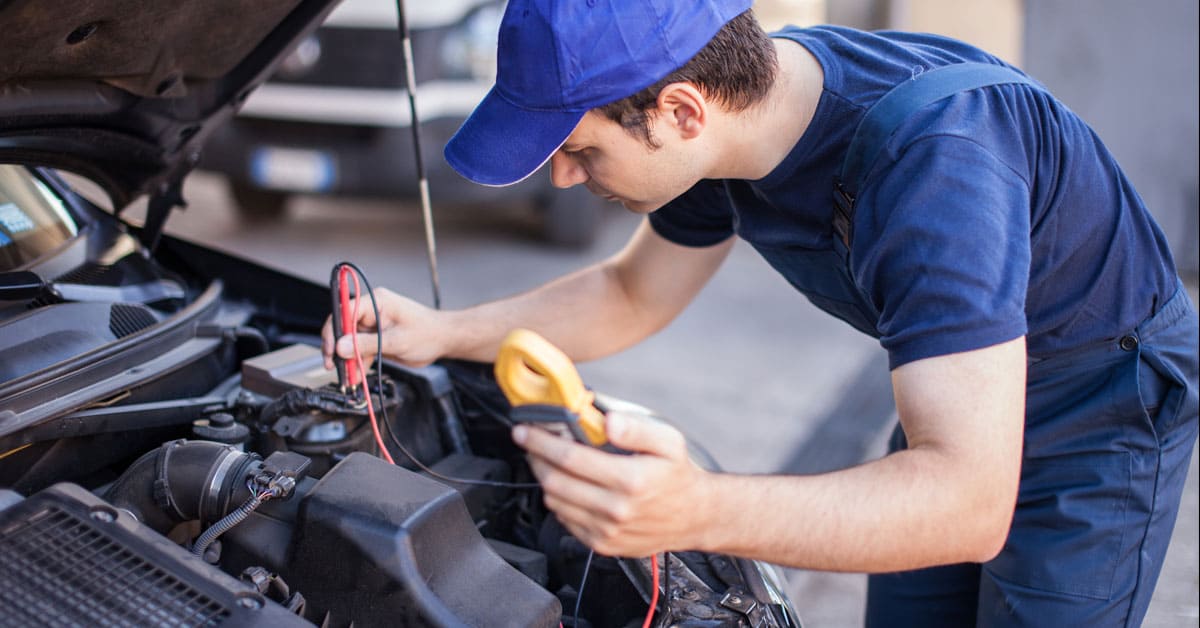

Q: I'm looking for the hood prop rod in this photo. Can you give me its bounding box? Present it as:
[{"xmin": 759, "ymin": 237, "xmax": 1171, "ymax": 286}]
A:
[
  {"xmin": 139, "ymin": 174, "xmax": 186, "ymax": 254},
  {"xmin": 394, "ymin": 0, "xmax": 442, "ymax": 310}
]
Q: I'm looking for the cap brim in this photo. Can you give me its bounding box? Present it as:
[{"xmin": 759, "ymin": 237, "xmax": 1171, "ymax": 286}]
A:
[{"xmin": 444, "ymin": 87, "xmax": 585, "ymax": 187}]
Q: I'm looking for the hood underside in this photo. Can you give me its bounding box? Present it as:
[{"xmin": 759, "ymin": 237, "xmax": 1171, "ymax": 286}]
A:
[
  {"xmin": 1, "ymin": 0, "xmax": 303, "ymax": 99},
  {"xmin": 0, "ymin": 0, "xmax": 340, "ymax": 212}
]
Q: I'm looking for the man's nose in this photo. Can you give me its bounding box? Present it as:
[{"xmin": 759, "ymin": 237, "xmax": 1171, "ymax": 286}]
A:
[{"xmin": 549, "ymin": 151, "xmax": 589, "ymax": 189}]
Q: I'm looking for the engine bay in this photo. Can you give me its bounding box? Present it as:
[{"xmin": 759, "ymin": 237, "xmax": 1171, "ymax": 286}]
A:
[{"xmin": 1, "ymin": 278, "xmax": 796, "ymax": 627}]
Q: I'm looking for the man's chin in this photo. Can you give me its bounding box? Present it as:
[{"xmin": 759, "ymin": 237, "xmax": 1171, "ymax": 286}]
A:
[
  {"xmin": 619, "ymin": 198, "xmax": 667, "ymax": 215},
  {"xmin": 591, "ymin": 189, "xmax": 666, "ymax": 214}
]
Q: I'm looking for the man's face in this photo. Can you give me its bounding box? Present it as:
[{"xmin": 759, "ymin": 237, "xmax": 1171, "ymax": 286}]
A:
[{"xmin": 549, "ymin": 111, "xmax": 702, "ymax": 214}]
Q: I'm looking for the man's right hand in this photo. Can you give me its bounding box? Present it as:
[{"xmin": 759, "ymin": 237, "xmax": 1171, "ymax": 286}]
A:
[
  {"xmin": 318, "ymin": 220, "xmax": 734, "ymax": 372},
  {"xmin": 320, "ymin": 287, "xmax": 448, "ymax": 370}
]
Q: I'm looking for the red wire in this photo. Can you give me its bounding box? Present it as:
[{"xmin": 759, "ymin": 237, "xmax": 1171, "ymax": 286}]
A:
[
  {"xmin": 643, "ymin": 553, "xmax": 659, "ymax": 628},
  {"xmin": 345, "ymin": 268, "xmax": 394, "ymax": 465},
  {"xmin": 339, "ymin": 266, "xmax": 359, "ymax": 389}
]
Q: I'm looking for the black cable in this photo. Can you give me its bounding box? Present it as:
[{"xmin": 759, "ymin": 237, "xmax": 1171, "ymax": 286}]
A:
[
  {"xmin": 573, "ymin": 549, "xmax": 595, "ymax": 627},
  {"xmin": 662, "ymin": 551, "xmax": 671, "ymax": 619},
  {"xmin": 451, "ymin": 375, "xmax": 521, "ymax": 426},
  {"xmin": 379, "ymin": 409, "xmax": 540, "ymax": 489},
  {"xmin": 334, "ymin": 261, "xmax": 539, "ymax": 490},
  {"xmin": 192, "ymin": 482, "xmax": 276, "ymax": 559}
]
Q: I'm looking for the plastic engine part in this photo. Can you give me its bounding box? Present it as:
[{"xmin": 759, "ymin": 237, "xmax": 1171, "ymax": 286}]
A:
[{"xmin": 288, "ymin": 453, "xmax": 561, "ymax": 627}]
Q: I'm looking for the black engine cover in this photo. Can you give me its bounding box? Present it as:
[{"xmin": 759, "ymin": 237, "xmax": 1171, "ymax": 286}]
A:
[{"xmin": 287, "ymin": 453, "xmax": 560, "ymax": 627}]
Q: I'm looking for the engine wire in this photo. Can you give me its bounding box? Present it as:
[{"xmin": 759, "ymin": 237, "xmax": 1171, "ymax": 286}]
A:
[
  {"xmin": 662, "ymin": 551, "xmax": 671, "ymax": 619},
  {"xmin": 0, "ymin": 443, "xmax": 32, "ymax": 460},
  {"xmin": 573, "ymin": 549, "xmax": 595, "ymax": 627},
  {"xmin": 343, "ymin": 265, "xmax": 395, "ymax": 464},
  {"xmin": 644, "ymin": 553, "xmax": 660, "ymax": 628},
  {"xmin": 450, "ymin": 375, "xmax": 522, "ymax": 425},
  {"xmin": 192, "ymin": 481, "xmax": 278, "ymax": 558}
]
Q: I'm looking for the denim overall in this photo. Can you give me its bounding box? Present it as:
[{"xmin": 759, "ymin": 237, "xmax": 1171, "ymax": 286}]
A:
[
  {"xmin": 865, "ymin": 283, "xmax": 1198, "ymax": 627},
  {"xmin": 800, "ymin": 63, "xmax": 1200, "ymax": 626}
]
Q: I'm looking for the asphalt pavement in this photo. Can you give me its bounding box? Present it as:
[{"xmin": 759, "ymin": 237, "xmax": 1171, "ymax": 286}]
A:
[{"xmin": 152, "ymin": 172, "xmax": 1197, "ymax": 627}]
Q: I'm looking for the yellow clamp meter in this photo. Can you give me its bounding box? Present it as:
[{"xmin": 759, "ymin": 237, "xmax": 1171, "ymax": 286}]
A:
[{"xmin": 494, "ymin": 328, "xmax": 609, "ymax": 447}]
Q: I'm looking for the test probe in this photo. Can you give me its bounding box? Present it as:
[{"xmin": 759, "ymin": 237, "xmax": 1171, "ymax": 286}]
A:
[{"xmin": 329, "ymin": 264, "xmax": 359, "ymax": 397}]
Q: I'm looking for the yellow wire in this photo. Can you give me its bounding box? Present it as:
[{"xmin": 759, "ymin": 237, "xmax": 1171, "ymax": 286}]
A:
[{"xmin": 0, "ymin": 443, "xmax": 32, "ymax": 460}]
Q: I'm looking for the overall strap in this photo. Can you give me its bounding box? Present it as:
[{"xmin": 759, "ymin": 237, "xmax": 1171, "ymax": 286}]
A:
[{"xmin": 833, "ymin": 62, "xmax": 1040, "ymax": 247}]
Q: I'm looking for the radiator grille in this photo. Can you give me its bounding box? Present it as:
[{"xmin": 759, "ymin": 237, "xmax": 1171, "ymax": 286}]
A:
[{"xmin": 0, "ymin": 505, "xmax": 230, "ymax": 627}]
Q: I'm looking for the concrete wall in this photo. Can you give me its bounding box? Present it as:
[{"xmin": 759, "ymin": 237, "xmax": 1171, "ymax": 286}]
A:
[
  {"xmin": 1023, "ymin": 0, "xmax": 1199, "ymax": 275},
  {"xmin": 753, "ymin": 0, "xmax": 827, "ymax": 30},
  {"xmin": 886, "ymin": 0, "xmax": 1025, "ymax": 65}
]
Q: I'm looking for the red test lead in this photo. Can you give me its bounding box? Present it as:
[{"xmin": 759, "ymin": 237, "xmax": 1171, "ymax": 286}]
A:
[{"xmin": 338, "ymin": 265, "xmax": 359, "ymax": 396}]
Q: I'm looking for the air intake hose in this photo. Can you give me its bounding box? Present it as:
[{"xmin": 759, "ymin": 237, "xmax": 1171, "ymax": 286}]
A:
[{"xmin": 104, "ymin": 439, "xmax": 260, "ymax": 533}]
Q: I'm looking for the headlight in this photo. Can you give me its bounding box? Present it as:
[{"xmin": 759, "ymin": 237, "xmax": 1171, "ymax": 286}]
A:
[{"xmin": 440, "ymin": 2, "xmax": 504, "ymax": 81}]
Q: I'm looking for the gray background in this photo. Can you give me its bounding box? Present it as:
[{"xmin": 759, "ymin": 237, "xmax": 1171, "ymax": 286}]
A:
[{"xmin": 1022, "ymin": 0, "xmax": 1199, "ymax": 275}]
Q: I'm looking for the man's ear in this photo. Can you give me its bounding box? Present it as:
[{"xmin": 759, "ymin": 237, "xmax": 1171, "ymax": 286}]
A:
[{"xmin": 656, "ymin": 82, "xmax": 707, "ymax": 139}]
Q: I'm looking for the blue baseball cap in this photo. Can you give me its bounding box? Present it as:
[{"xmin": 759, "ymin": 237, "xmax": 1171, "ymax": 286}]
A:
[{"xmin": 444, "ymin": 0, "xmax": 753, "ymax": 187}]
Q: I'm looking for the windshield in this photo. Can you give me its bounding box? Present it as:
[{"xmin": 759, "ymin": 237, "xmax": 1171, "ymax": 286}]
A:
[{"xmin": 0, "ymin": 165, "xmax": 78, "ymax": 271}]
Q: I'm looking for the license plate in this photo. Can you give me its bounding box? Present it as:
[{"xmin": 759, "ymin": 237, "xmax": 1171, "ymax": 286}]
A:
[{"xmin": 249, "ymin": 147, "xmax": 336, "ymax": 192}]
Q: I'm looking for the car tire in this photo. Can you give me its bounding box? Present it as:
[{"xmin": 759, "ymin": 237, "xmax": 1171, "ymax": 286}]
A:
[
  {"xmin": 537, "ymin": 186, "xmax": 603, "ymax": 248},
  {"xmin": 229, "ymin": 183, "xmax": 290, "ymax": 222}
]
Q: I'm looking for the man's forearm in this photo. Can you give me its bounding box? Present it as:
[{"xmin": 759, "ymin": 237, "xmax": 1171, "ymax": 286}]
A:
[
  {"xmin": 443, "ymin": 260, "xmax": 655, "ymax": 363},
  {"xmin": 691, "ymin": 341, "xmax": 1025, "ymax": 572},
  {"xmin": 691, "ymin": 447, "xmax": 1013, "ymax": 572},
  {"xmin": 441, "ymin": 221, "xmax": 735, "ymax": 364}
]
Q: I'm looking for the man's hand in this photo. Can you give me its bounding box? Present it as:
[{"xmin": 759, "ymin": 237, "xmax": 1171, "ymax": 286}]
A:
[
  {"xmin": 514, "ymin": 411, "xmax": 714, "ymax": 557},
  {"xmin": 320, "ymin": 287, "xmax": 448, "ymax": 368}
]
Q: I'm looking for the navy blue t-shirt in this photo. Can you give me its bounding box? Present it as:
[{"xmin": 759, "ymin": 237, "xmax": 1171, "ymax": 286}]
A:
[{"xmin": 649, "ymin": 26, "xmax": 1178, "ymax": 369}]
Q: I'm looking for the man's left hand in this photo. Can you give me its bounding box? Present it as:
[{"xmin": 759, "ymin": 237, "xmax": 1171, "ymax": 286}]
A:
[{"xmin": 513, "ymin": 411, "xmax": 712, "ymax": 557}]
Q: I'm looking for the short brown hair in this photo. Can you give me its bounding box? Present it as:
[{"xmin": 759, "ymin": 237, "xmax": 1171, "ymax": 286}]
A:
[{"xmin": 597, "ymin": 10, "xmax": 778, "ymax": 147}]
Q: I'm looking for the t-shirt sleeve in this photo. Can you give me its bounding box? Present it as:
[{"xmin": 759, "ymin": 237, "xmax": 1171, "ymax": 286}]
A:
[
  {"xmin": 855, "ymin": 135, "xmax": 1032, "ymax": 369},
  {"xmin": 648, "ymin": 180, "xmax": 736, "ymax": 247}
]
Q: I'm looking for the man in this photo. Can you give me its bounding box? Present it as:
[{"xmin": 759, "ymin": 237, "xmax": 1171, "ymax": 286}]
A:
[{"xmin": 322, "ymin": 1, "xmax": 1198, "ymax": 625}]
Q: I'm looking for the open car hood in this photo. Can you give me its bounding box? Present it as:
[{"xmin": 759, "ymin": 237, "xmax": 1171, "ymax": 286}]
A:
[{"xmin": 0, "ymin": 0, "xmax": 341, "ymax": 215}]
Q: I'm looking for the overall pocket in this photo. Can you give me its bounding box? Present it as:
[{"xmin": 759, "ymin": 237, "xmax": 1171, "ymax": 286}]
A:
[
  {"xmin": 984, "ymin": 450, "xmax": 1132, "ymax": 600},
  {"xmin": 991, "ymin": 340, "xmax": 1144, "ymax": 600}
]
